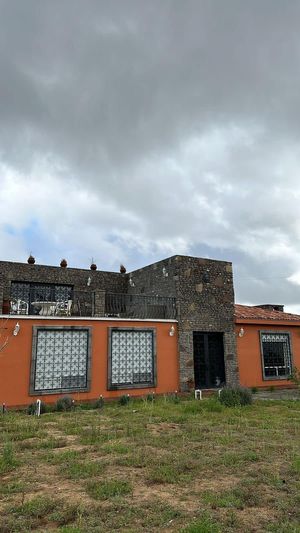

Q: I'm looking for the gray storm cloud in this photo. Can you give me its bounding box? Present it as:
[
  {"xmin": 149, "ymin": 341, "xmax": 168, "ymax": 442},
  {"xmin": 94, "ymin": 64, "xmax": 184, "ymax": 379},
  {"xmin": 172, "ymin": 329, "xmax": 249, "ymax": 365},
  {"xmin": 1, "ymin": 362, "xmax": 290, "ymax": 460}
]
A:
[{"xmin": 1, "ymin": 0, "xmax": 300, "ymax": 309}]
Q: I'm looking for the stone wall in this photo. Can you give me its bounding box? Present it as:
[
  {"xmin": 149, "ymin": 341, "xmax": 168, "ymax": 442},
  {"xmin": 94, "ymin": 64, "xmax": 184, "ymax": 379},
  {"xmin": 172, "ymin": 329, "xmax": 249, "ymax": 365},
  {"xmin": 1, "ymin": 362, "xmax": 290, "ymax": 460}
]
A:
[
  {"xmin": 0, "ymin": 261, "xmax": 128, "ymax": 314},
  {"xmin": 129, "ymin": 255, "xmax": 238, "ymax": 390}
]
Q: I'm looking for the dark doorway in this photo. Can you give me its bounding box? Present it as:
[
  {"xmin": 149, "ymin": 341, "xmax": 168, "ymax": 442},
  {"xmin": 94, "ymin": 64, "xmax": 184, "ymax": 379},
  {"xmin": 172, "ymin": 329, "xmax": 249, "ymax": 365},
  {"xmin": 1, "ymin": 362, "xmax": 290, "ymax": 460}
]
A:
[{"xmin": 193, "ymin": 332, "xmax": 226, "ymax": 388}]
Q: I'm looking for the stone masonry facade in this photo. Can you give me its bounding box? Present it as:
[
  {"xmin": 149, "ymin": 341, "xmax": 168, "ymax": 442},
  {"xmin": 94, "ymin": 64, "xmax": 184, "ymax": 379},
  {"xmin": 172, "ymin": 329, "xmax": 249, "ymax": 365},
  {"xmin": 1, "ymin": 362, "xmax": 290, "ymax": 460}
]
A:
[
  {"xmin": 129, "ymin": 256, "xmax": 238, "ymax": 390},
  {"xmin": 0, "ymin": 255, "xmax": 238, "ymax": 390}
]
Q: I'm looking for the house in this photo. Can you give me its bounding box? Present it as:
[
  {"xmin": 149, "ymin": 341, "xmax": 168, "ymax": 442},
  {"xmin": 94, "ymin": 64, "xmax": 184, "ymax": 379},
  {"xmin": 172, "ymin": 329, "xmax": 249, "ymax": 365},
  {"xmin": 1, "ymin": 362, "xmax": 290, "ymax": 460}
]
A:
[
  {"xmin": 0, "ymin": 255, "xmax": 237, "ymax": 407},
  {"xmin": 1, "ymin": 256, "xmax": 297, "ymax": 407},
  {"xmin": 235, "ymin": 304, "xmax": 300, "ymax": 389}
]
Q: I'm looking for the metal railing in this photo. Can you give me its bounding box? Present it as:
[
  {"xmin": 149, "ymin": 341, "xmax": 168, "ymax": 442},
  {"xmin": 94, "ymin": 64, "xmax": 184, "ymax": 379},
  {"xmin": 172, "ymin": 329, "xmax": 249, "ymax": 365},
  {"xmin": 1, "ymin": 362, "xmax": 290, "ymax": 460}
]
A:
[
  {"xmin": 105, "ymin": 293, "xmax": 177, "ymax": 319},
  {"xmin": 9, "ymin": 290, "xmax": 95, "ymax": 317},
  {"xmin": 8, "ymin": 288, "xmax": 177, "ymax": 319}
]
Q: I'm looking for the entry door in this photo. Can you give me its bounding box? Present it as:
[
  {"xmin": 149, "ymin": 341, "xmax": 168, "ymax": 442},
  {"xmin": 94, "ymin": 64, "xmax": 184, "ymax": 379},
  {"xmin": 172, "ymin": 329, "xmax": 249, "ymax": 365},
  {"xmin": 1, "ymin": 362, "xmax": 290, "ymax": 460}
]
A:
[{"xmin": 193, "ymin": 332, "xmax": 225, "ymax": 388}]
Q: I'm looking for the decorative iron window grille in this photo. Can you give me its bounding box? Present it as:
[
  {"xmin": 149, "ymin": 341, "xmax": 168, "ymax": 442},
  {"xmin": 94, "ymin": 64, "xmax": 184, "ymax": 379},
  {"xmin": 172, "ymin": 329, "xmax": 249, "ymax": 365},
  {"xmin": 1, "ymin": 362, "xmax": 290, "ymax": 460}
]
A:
[
  {"xmin": 10, "ymin": 282, "xmax": 73, "ymax": 315},
  {"xmin": 260, "ymin": 332, "xmax": 292, "ymax": 379},
  {"xmin": 109, "ymin": 328, "xmax": 156, "ymax": 389},
  {"xmin": 30, "ymin": 328, "xmax": 91, "ymax": 394}
]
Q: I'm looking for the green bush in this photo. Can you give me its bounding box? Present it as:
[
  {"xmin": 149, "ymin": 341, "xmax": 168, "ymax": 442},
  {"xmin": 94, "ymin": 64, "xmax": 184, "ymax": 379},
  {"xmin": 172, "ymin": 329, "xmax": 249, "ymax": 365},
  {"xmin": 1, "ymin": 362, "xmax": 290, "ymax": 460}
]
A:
[
  {"xmin": 93, "ymin": 396, "xmax": 105, "ymax": 409},
  {"xmin": 219, "ymin": 386, "xmax": 252, "ymax": 407},
  {"xmin": 119, "ymin": 394, "xmax": 130, "ymax": 406},
  {"xmin": 27, "ymin": 401, "xmax": 47, "ymax": 415},
  {"xmin": 146, "ymin": 393, "xmax": 155, "ymax": 402},
  {"xmin": 55, "ymin": 396, "xmax": 74, "ymax": 412}
]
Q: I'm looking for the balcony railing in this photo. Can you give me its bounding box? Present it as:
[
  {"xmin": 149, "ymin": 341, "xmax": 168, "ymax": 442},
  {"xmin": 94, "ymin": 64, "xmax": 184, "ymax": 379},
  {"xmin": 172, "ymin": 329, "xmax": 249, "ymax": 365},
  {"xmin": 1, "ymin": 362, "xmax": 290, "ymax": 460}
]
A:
[
  {"xmin": 7, "ymin": 289, "xmax": 177, "ymax": 320},
  {"xmin": 105, "ymin": 293, "xmax": 177, "ymax": 319},
  {"xmin": 9, "ymin": 290, "xmax": 95, "ymax": 317}
]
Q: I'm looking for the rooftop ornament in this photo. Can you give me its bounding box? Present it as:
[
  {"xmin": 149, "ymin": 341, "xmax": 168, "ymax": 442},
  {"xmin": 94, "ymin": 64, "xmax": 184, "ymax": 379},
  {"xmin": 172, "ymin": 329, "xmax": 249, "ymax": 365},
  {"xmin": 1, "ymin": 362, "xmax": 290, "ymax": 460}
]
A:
[
  {"xmin": 90, "ymin": 257, "xmax": 97, "ymax": 270},
  {"xmin": 60, "ymin": 259, "xmax": 67, "ymax": 268},
  {"xmin": 27, "ymin": 254, "xmax": 35, "ymax": 265},
  {"xmin": 120, "ymin": 264, "xmax": 126, "ymax": 274}
]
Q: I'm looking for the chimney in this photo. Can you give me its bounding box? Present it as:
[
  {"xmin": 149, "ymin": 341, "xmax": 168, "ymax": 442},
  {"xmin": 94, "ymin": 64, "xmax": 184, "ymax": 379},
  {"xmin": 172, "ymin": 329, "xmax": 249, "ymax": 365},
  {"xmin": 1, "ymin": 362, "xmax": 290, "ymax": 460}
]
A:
[{"xmin": 254, "ymin": 304, "xmax": 284, "ymax": 312}]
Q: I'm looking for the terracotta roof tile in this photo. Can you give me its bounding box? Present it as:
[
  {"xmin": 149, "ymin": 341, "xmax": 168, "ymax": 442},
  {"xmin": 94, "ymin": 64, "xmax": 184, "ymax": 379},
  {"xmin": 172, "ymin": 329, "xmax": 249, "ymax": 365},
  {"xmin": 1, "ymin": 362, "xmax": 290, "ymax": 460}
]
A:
[{"xmin": 235, "ymin": 304, "xmax": 300, "ymax": 321}]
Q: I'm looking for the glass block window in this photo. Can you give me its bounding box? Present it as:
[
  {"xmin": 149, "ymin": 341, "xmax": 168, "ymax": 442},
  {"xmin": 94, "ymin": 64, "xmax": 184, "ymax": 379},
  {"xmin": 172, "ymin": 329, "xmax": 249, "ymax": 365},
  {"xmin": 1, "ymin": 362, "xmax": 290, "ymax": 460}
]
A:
[
  {"xmin": 260, "ymin": 332, "xmax": 292, "ymax": 379},
  {"xmin": 109, "ymin": 329, "xmax": 155, "ymax": 389},
  {"xmin": 31, "ymin": 328, "xmax": 90, "ymax": 393}
]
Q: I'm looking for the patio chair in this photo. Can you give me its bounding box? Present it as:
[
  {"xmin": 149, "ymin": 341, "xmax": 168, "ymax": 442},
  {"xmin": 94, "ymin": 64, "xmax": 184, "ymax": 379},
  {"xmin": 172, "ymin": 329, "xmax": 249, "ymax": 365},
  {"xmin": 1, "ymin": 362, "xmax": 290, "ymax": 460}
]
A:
[
  {"xmin": 55, "ymin": 299, "xmax": 72, "ymax": 316},
  {"xmin": 10, "ymin": 299, "xmax": 29, "ymax": 315}
]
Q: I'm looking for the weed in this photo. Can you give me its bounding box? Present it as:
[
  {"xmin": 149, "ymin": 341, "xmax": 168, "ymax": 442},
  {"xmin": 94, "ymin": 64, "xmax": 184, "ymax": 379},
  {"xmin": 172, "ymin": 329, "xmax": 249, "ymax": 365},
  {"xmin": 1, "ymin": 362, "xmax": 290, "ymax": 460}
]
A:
[
  {"xmin": 62, "ymin": 459, "xmax": 105, "ymax": 479},
  {"xmin": 93, "ymin": 395, "xmax": 105, "ymax": 409},
  {"xmin": 55, "ymin": 396, "xmax": 75, "ymax": 411},
  {"xmin": 0, "ymin": 480, "xmax": 25, "ymax": 495},
  {"xmin": 219, "ymin": 386, "xmax": 252, "ymax": 407},
  {"xmin": 0, "ymin": 443, "xmax": 19, "ymax": 473},
  {"xmin": 119, "ymin": 394, "xmax": 130, "ymax": 406},
  {"xmin": 181, "ymin": 513, "xmax": 221, "ymax": 533},
  {"xmin": 86, "ymin": 479, "xmax": 132, "ymax": 500},
  {"xmin": 202, "ymin": 490, "xmax": 244, "ymax": 509},
  {"xmin": 291, "ymin": 456, "xmax": 300, "ymax": 473},
  {"xmin": 9, "ymin": 496, "xmax": 58, "ymax": 518},
  {"xmin": 146, "ymin": 392, "xmax": 155, "ymax": 402}
]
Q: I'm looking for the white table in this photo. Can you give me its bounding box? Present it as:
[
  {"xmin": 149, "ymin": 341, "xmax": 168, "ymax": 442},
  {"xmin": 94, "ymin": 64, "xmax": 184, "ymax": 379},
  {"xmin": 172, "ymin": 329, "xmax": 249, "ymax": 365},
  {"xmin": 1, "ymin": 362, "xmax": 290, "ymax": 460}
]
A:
[{"xmin": 31, "ymin": 301, "xmax": 57, "ymax": 316}]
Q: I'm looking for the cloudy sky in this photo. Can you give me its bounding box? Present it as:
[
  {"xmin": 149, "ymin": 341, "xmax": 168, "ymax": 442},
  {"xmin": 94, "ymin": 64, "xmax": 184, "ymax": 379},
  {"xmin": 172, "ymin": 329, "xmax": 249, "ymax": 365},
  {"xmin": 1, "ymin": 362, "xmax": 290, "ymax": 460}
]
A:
[{"xmin": 1, "ymin": 1, "xmax": 300, "ymax": 310}]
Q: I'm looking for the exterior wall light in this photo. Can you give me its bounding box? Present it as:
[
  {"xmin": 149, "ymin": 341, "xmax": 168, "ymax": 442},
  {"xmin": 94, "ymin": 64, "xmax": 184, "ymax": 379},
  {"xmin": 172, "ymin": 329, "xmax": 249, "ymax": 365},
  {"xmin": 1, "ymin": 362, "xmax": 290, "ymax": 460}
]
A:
[
  {"xmin": 162, "ymin": 267, "xmax": 168, "ymax": 277},
  {"xmin": 87, "ymin": 276, "xmax": 92, "ymax": 286},
  {"xmin": 169, "ymin": 325, "xmax": 175, "ymax": 337},
  {"xmin": 129, "ymin": 277, "xmax": 135, "ymax": 287},
  {"xmin": 13, "ymin": 322, "xmax": 20, "ymax": 336},
  {"xmin": 238, "ymin": 327, "xmax": 245, "ymax": 338}
]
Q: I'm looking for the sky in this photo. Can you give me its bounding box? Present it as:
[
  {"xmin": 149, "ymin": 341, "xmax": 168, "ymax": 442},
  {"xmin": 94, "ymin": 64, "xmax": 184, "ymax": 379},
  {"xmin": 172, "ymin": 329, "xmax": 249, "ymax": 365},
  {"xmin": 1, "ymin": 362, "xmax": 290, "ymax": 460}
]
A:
[{"xmin": 1, "ymin": 0, "xmax": 300, "ymax": 311}]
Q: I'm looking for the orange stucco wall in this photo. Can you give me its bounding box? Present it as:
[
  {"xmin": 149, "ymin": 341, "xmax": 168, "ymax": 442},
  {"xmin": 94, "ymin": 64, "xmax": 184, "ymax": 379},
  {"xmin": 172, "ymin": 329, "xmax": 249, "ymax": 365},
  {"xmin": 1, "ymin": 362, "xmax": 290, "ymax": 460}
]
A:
[
  {"xmin": 236, "ymin": 321, "xmax": 300, "ymax": 388},
  {"xmin": 0, "ymin": 318, "xmax": 179, "ymax": 407}
]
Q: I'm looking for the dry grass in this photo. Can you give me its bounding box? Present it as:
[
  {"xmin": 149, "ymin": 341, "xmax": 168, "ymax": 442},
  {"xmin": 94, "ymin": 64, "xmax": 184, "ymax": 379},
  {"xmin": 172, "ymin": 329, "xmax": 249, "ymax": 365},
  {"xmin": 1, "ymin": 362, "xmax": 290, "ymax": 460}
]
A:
[{"xmin": 0, "ymin": 396, "xmax": 299, "ymax": 532}]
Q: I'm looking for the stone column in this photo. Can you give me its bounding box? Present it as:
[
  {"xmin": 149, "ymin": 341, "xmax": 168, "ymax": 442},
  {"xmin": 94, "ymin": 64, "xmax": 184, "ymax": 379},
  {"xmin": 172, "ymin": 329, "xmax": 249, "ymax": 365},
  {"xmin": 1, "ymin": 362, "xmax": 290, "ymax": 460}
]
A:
[{"xmin": 93, "ymin": 289, "xmax": 106, "ymax": 317}]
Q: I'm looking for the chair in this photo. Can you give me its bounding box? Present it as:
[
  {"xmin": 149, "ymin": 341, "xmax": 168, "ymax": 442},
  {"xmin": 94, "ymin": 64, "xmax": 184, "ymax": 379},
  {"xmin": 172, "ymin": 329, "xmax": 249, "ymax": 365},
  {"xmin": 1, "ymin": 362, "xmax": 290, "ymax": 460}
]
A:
[
  {"xmin": 10, "ymin": 299, "xmax": 29, "ymax": 315},
  {"xmin": 55, "ymin": 299, "xmax": 72, "ymax": 316}
]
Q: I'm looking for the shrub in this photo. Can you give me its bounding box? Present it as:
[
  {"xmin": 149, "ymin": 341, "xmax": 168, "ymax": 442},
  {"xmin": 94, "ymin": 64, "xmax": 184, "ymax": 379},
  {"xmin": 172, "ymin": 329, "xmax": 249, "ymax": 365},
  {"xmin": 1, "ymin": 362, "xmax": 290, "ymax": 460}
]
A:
[
  {"xmin": 251, "ymin": 387, "xmax": 258, "ymax": 394},
  {"xmin": 146, "ymin": 393, "xmax": 155, "ymax": 402},
  {"xmin": 93, "ymin": 396, "xmax": 105, "ymax": 409},
  {"xmin": 119, "ymin": 394, "xmax": 130, "ymax": 406},
  {"xmin": 219, "ymin": 386, "xmax": 252, "ymax": 407},
  {"xmin": 55, "ymin": 396, "xmax": 74, "ymax": 412},
  {"xmin": 27, "ymin": 401, "xmax": 47, "ymax": 415},
  {"xmin": 289, "ymin": 367, "xmax": 300, "ymax": 390}
]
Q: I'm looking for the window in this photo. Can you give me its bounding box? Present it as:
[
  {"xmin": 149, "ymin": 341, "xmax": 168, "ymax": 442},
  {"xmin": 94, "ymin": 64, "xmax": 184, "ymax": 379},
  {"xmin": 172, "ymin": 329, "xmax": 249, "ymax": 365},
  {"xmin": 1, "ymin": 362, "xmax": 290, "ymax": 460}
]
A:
[
  {"xmin": 108, "ymin": 328, "xmax": 156, "ymax": 389},
  {"xmin": 30, "ymin": 327, "xmax": 91, "ymax": 394},
  {"xmin": 260, "ymin": 332, "xmax": 292, "ymax": 380}
]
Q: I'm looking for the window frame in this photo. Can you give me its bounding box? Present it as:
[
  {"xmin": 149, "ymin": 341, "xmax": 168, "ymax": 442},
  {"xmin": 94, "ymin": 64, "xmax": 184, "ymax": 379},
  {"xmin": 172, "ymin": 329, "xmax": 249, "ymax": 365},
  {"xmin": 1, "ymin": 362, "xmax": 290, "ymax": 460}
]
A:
[
  {"xmin": 30, "ymin": 326, "xmax": 92, "ymax": 395},
  {"xmin": 259, "ymin": 330, "xmax": 293, "ymax": 381},
  {"xmin": 107, "ymin": 327, "xmax": 157, "ymax": 390}
]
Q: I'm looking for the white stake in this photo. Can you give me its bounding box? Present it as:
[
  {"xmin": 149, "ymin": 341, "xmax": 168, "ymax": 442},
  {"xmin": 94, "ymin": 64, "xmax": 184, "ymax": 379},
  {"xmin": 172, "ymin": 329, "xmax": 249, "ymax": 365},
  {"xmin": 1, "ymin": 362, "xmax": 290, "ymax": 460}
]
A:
[
  {"xmin": 195, "ymin": 389, "xmax": 202, "ymax": 400},
  {"xmin": 36, "ymin": 399, "xmax": 41, "ymax": 417}
]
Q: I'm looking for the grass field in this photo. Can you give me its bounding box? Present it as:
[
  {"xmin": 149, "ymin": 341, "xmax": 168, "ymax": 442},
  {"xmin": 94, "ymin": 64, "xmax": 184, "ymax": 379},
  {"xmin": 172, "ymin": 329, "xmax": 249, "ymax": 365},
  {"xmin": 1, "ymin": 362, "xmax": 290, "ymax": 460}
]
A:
[{"xmin": 0, "ymin": 396, "xmax": 299, "ymax": 533}]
